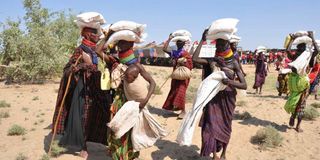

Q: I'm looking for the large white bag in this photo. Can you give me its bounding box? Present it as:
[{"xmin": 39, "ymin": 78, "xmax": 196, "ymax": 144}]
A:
[
  {"xmin": 294, "ymin": 31, "xmax": 308, "ymax": 37},
  {"xmin": 208, "ymin": 18, "xmax": 239, "ymax": 35},
  {"xmin": 206, "ymin": 32, "xmax": 233, "ymax": 41},
  {"xmin": 172, "ymin": 30, "xmax": 192, "ymax": 38},
  {"xmin": 288, "ymin": 47, "xmax": 312, "ymax": 76},
  {"xmin": 292, "ymin": 36, "xmax": 312, "ymax": 45},
  {"xmin": 110, "ymin": 20, "xmax": 146, "ymax": 35},
  {"xmin": 176, "ymin": 71, "xmax": 227, "ymax": 146},
  {"xmin": 75, "ymin": 12, "xmax": 106, "ymax": 30},
  {"xmin": 107, "ymin": 30, "xmax": 144, "ymax": 45},
  {"xmin": 131, "ymin": 108, "xmax": 168, "ymax": 151},
  {"xmin": 107, "ymin": 101, "xmax": 140, "ymax": 139},
  {"xmin": 171, "ymin": 36, "xmax": 191, "ymax": 42}
]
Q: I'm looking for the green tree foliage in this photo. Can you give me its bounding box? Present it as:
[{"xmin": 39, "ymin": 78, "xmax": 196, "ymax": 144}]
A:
[{"xmin": 0, "ymin": 0, "xmax": 79, "ymax": 83}]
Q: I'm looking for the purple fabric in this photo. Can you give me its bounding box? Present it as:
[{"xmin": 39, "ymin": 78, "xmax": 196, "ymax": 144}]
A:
[
  {"xmin": 253, "ymin": 54, "xmax": 267, "ymax": 89},
  {"xmin": 171, "ymin": 49, "xmax": 183, "ymax": 59},
  {"xmin": 199, "ymin": 66, "xmax": 237, "ymax": 157}
]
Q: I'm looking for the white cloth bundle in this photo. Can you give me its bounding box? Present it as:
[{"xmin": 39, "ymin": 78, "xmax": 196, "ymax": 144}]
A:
[
  {"xmin": 207, "ymin": 32, "xmax": 233, "ymax": 41},
  {"xmin": 288, "ymin": 47, "xmax": 313, "ymax": 76},
  {"xmin": 256, "ymin": 46, "xmax": 267, "ymax": 55},
  {"xmin": 171, "ymin": 36, "xmax": 192, "ymax": 42},
  {"xmin": 132, "ymin": 108, "xmax": 168, "ymax": 151},
  {"xmin": 279, "ymin": 68, "xmax": 292, "ymax": 74},
  {"xmin": 207, "ymin": 18, "xmax": 239, "ymax": 41},
  {"xmin": 107, "ymin": 101, "xmax": 140, "ymax": 139},
  {"xmin": 75, "ymin": 12, "xmax": 106, "ymax": 33},
  {"xmin": 208, "ymin": 18, "xmax": 239, "ymax": 35},
  {"xmin": 171, "ymin": 29, "xmax": 192, "ymax": 42},
  {"xmin": 176, "ymin": 71, "xmax": 227, "ymax": 146},
  {"xmin": 292, "ymin": 36, "xmax": 312, "ymax": 45},
  {"xmin": 106, "ymin": 30, "xmax": 145, "ymax": 45},
  {"xmin": 294, "ymin": 31, "xmax": 309, "ymax": 37},
  {"xmin": 229, "ymin": 34, "xmax": 241, "ymax": 43},
  {"xmin": 110, "ymin": 20, "xmax": 146, "ymax": 35},
  {"xmin": 107, "ymin": 20, "xmax": 147, "ymax": 45},
  {"xmin": 172, "ymin": 30, "xmax": 192, "ymax": 38}
]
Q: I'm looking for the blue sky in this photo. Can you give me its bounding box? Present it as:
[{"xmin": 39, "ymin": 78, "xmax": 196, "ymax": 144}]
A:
[{"xmin": 1, "ymin": 0, "xmax": 319, "ymax": 50}]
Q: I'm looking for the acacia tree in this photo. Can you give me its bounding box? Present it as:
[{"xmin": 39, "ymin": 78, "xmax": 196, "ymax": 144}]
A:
[{"xmin": 0, "ymin": 0, "xmax": 79, "ymax": 83}]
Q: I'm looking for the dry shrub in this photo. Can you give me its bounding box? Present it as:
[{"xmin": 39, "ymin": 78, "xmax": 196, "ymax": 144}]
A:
[
  {"xmin": 153, "ymin": 85, "xmax": 162, "ymax": 95},
  {"xmin": 310, "ymin": 102, "xmax": 320, "ymax": 108},
  {"xmin": 303, "ymin": 106, "xmax": 320, "ymax": 120},
  {"xmin": 50, "ymin": 140, "xmax": 67, "ymax": 157},
  {"xmin": 234, "ymin": 111, "xmax": 252, "ymax": 120},
  {"xmin": 8, "ymin": 125, "xmax": 26, "ymax": 136},
  {"xmin": 0, "ymin": 100, "xmax": 11, "ymax": 108},
  {"xmin": 251, "ymin": 125, "xmax": 283, "ymax": 149},
  {"xmin": 236, "ymin": 100, "xmax": 247, "ymax": 107},
  {"xmin": 16, "ymin": 153, "xmax": 28, "ymax": 160}
]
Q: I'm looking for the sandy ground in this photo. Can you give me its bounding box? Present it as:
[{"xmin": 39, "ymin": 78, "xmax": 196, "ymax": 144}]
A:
[{"xmin": 0, "ymin": 64, "xmax": 319, "ymax": 160}]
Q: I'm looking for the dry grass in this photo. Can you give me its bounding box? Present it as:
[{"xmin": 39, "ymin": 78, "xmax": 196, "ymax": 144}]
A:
[
  {"xmin": 236, "ymin": 100, "xmax": 247, "ymax": 107},
  {"xmin": 16, "ymin": 153, "xmax": 28, "ymax": 160},
  {"xmin": 50, "ymin": 140, "xmax": 67, "ymax": 157},
  {"xmin": 251, "ymin": 125, "xmax": 283, "ymax": 149},
  {"xmin": 32, "ymin": 96, "xmax": 39, "ymax": 101},
  {"xmin": 303, "ymin": 106, "xmax": 320, "ymax": 120},
  {"xmin": 0, "ymin": 100, "xmax": 11, "ymax": 108},
  {"xmin": 153, "ymin": 85, "xmax": 163, "ymax": 95},
  {"xmin": 0, "ymin": 111, "xmax": 10, "ymax": 118},
  {"xmin": 310, "ymin": 102, "xmax": 320, "ymax": 109},
  {"xmin": 8, "ymin": 125, "xmax": 26, "ymax": 136},
  {"xmin": 39, "ymin": 154, "xmax": 50, "ymax": 160},
  {"xmin": 234, "ymin": 111, "xmax": 252, "ymax": 120}
]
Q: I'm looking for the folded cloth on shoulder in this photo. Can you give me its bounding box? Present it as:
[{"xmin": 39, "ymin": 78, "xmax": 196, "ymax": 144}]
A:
[{"xmin": 176, "ymin": 71, "xmax": 227, "ymax": 146}]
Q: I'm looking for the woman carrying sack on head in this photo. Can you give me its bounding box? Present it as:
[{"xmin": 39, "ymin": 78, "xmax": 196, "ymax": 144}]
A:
[
  {"xmin": 162, "ymin": 32, "xmax": 193, "ymax": 119},
  {"xmin": 96, "ymin": 21, "xmax": 156, "ymax": 160}
]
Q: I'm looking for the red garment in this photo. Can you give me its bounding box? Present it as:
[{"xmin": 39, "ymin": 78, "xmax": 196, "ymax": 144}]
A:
[
  {"xmin": 163, "ymin": 50, "xmax": 193, "ymax": 111},
  {"xmin": 309, "ymin": 63, "xmax": 320, "ymax": 83}
]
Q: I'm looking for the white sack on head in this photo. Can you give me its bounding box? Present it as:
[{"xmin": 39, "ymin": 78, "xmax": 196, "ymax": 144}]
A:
[
  {"xmin": 106, "ymin": 30, "xmax": 145, "ymax": 45},
  {"xmin": 107, "ymin": 101, "xmax": 140, "ymax": 139},
  {"xmin": 206, "ymin": 32, "xmax": 232, "ymax": 41},
  {"xmin": 171, "ymin": 36, "xmax": 192, "ymax": 42},
  {"xmin": 172, "ymin": 30, "xmax": 192, "ymax": 38},
  {"xmin": 110, "ymin": 20, "xmax": 146, "ymax": 36},
  {"xmin": 292, "ymin": 36, "xmax": 312, "ymax": 45},
  {"xmin": 75, "ymin": 12, "xmax": 106, "ymax": 32},
  {"xmin": 208, "ymin": 18, "xmax": 239, "ymax": 35},
  {"xmin": 294, "ymin": 31, "xmax": 308, "ymax": 37},
  {"xmin": 229, "ymin": 35, "xmax": 241, "ymax": 43},
  {"xmin": 255, "ymin": 46, "xmax": 267, "ymax": 55}
]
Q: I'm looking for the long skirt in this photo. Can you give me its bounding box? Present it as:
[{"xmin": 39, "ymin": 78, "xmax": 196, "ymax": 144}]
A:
[
  {"xmin": 199, "ymin": 87, "xmax": 237, "ymax": 156},
  {"xmin": 162, "ymin": 78, "xmax": 190, "ymax": 111},
  {"xmin": 108, "ymin": 89, "xmax": 139, "ymax": 160}
]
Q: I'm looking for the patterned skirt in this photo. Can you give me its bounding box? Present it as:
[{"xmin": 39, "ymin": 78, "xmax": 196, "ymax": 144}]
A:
[{"xmin": 108, "ymin": 88, "xmax": 139, "ymax": 160}]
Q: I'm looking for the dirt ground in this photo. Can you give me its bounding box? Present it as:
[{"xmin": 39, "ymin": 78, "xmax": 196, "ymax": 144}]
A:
[{"xmin": 0, "ymin": 64, "xmax": 319, "ymax": 160}]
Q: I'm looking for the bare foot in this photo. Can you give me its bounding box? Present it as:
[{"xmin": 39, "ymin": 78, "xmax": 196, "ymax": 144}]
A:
[
  {"xmin": 80, "ymin": 150, "xmax": 88, "ymax": 159},
  {"xmin": 295, "ymin": 127, "xmax": 303, "ymax": 133},
  {"xmin": 177, "ymin": 111, "xmax": 186, "ymax": 119}
]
